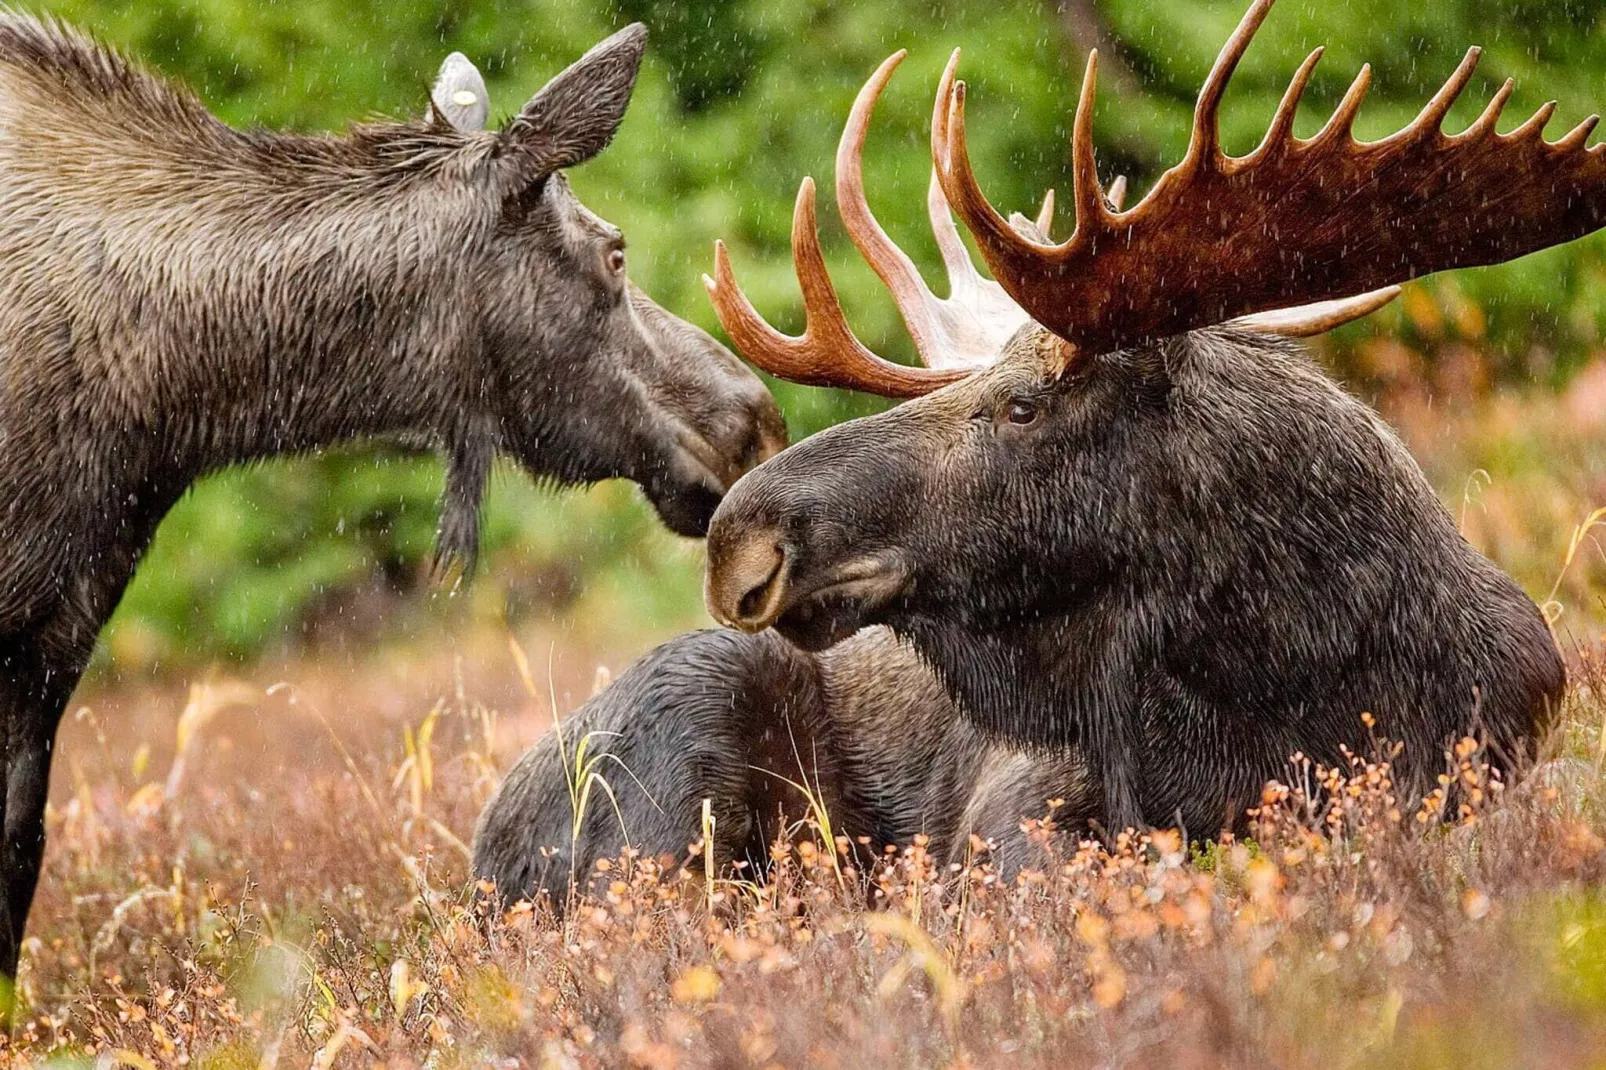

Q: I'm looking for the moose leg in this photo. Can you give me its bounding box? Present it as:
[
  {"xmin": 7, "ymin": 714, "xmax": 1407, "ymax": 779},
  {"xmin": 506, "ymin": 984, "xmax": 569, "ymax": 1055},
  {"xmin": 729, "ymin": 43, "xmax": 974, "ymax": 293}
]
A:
[{"xmin": 0, "ymin": 647, "xmax": 73, "ymax": 1022}]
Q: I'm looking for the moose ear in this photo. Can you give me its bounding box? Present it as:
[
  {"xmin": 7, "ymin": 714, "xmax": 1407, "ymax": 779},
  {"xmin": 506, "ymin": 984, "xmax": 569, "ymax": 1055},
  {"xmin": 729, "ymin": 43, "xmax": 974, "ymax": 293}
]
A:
[
  {"xmin": 430, "ymin": 52, "xmax": 491, "ymax": 133},
  {"xmin": 502, "ymin": 23, "xmax": 647, "ymax": 177}
]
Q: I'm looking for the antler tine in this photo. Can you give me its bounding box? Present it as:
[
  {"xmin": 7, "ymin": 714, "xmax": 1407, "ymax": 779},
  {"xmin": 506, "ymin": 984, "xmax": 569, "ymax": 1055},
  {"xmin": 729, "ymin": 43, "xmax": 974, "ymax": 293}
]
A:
[
  {"xmin": 1106, "ymin": 176, "xmax": 1128, "ymax": 212},
  {"xmin": 1070, "ymin": 50, "xmax": 1108, "ymax": 227},
  {"xmin": 836, "ymin": 50, "xmax": 950, "ymax": 363},
  {"xmin": 933, "ymin": 53, "xmax": 1061, "ymax": 268},
  {"xmin": 1255, "ymin": 47, "xmax": 1324, "ymax": 154},
  {"xmin": 931, "ymin": 61, "xmax": 1088, "ymax": 357},
  {"xmin": 925, "ymin": 171, "xmax": 982, "ymax": 296},
  {"xmin": 925, "ymin": 61, "xmax": 981, "ymax": 293},
  {"xmin": 1311, "ymin": 64, "xmax": 1373, "ymax": 146},
  {"xmin": 1189, "ymin": 0, "xmax": 1275, "ymax": 165},
  {"xmin": 925, "ymin": 60, "xmax": 1028, "ymax": 300},
  {"xmin": 704, "ymin": 179, "xmax": 966, "ymax": 399},
  {"xmin": 1231, "ymin": 287, "xmax": 1401, "ymax": 337},
  {"xmin": 1463, "ymin": 78, "xmax": 1515, "ymax": 140},
  {"xmin": 1035, "ymin": 188, "xmax": 1056, "ymax": 235},
  {"xmin": 704, "ymin": 239, "xmax": 818, "ymax": 386},
  {"xmin": 1510, "ymin": 101, "xmax": 1559, "ymax": 141},
  {"xmin": 1556, "ymin": 114, "xmax": 1601, "ymax": 153},
  {"xmin": 1411, "ymin": 47, "xmax": 1482, "ymax": 137}
]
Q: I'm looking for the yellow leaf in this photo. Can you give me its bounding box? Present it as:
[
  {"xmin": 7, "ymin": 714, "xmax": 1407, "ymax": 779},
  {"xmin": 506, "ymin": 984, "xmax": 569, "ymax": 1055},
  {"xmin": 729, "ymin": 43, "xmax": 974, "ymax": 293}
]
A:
[
  {"xmin": 1246, "ymin": 857, "xmax": 1283, "ymax": 904},
  {"xmin": 1400, "ymin": 284, "xmax": 1443, "ymax": 336},
  {"xmin": 110, "ymin": 1052, "xmax": 158, "ymax": 1070},
  {"xmin": 671, "ymin": 965, "xmax": 721, "ymax": 1003},
  {"xmin": 1093, "ymin": 969, "xmax": 1126, "ymax": 1008},
  {"xmin": 125, "ymin": 782, "xmax": 165, "ymax": 816},
  {"xmin": 389, "ymin": 958, "xmax": 429, "ymax": 1014}
]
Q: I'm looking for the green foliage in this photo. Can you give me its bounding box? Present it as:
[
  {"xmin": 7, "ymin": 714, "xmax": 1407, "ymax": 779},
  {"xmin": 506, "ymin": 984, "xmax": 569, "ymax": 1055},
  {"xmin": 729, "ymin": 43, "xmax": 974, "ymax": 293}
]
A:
[
  {"xmin": 1522, "ymin": 891, "xmax": 1606, "ymax": 1016},
  {"xmin": 28, "ymin": 0, "xmax": 1606, "ymax": 666}
]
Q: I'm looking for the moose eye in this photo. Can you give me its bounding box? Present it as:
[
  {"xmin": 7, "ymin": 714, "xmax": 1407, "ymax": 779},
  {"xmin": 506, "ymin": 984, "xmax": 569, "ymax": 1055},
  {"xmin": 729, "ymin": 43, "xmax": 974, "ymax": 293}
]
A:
[
  {"xmin": 1005, "ymin": 399, "xmax": 1039, "ymax": 426},
  {"xmin": 606, "ymin": 247, "xmax": 627, "ymax": 275}
]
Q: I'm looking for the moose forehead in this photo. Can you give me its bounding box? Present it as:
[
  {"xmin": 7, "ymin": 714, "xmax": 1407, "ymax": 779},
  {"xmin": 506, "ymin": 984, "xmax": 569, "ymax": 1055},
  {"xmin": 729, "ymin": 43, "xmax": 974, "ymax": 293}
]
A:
[
  {"xmin": 912, "ymin": 324, "xmax": 1097, "ymax": 407},
  {"xmin": 569, "ymin": 199, "xmax": 624, "ymax": 251},
  {"xmin": 897, "ymin": 322, "xmax": 1346, "ymax": 453},
  {"xmin": 531, "ymin": 173, "xmax": 622, "ymax": 247}
]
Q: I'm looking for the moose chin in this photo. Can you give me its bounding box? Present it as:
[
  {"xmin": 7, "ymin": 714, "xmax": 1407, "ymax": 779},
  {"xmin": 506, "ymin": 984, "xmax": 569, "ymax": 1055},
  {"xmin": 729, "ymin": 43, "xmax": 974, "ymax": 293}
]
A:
[{"xmin": 475, "ymin": 0, "xmax": 1585, "ymax": 912}]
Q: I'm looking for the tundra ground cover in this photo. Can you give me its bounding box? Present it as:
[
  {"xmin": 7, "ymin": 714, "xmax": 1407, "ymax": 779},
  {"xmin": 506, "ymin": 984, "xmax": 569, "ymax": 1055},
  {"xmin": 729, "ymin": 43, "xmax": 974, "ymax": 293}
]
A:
[
  {"xmin": 8, "ymin": 382, "xmax": 1606, "ymax": 1069},
  {"xmin": 11, "ymin": 642, "xmax": 1606, "ymax": 1068}
]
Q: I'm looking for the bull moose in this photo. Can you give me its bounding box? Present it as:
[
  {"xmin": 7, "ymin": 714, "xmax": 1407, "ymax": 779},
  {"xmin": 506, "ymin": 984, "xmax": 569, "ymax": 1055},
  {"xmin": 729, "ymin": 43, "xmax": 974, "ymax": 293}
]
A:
[
  {"xmin": 476, "ymin": 0, "xmax": 1588, "ymax": 906},
  {"xmin": 0, "ymin": 15, "xmax": 786, "ymax": 1001}
]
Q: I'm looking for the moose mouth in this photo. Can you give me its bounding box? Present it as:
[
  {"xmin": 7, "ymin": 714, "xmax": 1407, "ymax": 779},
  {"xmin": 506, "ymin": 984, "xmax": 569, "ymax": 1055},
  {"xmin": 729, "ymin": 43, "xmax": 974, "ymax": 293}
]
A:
[
  {"xmin": 764, "ymin": 554, "xmax": 914, "ymax": 652},
  {"xmin": 645, "ymin": 433, "xmax": 755, "ymax": 538},
  {"xmin": 648, "ymin": 419, "xmax": 788, "ymax": 538},
  {"xmin": 673, "ymin": 425, "xmax": 752, "ymax": 495}
]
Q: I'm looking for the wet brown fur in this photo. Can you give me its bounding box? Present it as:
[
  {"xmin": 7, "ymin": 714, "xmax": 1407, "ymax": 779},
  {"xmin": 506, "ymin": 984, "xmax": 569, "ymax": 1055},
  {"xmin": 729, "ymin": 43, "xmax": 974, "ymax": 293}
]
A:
[
  {"xmin": 0, "ymin": 12, "xmax": 786, "ymax": 994},
  {"xmin": 473, "ymin": 627, "xmax": 1095, "ymax": 908}
]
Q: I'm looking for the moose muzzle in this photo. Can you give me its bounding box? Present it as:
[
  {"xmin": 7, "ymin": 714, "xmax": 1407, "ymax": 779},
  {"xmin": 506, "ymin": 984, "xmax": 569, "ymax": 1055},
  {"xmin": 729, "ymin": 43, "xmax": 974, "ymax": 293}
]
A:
[{"xmin": 704, "ymin": 417, "xmax": 921, "ymax": 650}]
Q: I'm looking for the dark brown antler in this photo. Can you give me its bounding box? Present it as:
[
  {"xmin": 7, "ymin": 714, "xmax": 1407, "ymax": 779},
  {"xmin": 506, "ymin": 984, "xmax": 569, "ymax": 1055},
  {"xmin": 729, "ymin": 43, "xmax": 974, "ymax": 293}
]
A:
[{"xmin": 934, "ymin": 0, "xmax": 1606, "ymax": 356}]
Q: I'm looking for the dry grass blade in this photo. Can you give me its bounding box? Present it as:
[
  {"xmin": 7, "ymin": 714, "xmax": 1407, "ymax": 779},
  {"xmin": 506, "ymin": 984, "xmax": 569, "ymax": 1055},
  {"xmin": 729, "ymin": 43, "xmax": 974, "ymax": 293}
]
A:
[
  {"xmin": 1542, "ymin": 505, "xmax": 1606, "ymax": 626},
  {"xmin": 864, "ymin": 912, "xmax": 967, "ymax": 1038}
]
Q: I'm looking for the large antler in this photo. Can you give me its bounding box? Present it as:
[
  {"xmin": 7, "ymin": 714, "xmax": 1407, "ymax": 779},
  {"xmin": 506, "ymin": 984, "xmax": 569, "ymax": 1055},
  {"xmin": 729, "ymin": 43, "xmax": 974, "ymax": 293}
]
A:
[
  {"xmin": 704, "ymin": 51, "xmax": 1051, "ymax": 397},
  {"xmin": 836, "ymin": 50, "xmax": 1048, "ymax": 371},
  {"xmin": 705, "ymin": 179, "xmax": 967, "ymax": 398},
  {"xmin": 706, "ymin": 49, "xmax": 1076, "ymax": 396},
  {"xmin": 934, "ymin": 0, "xmax": 1606, "ymax": 356}
]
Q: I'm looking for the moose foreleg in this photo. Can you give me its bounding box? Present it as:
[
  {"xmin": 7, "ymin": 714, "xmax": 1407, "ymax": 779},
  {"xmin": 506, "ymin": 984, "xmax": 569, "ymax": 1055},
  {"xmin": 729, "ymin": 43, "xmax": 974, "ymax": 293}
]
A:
[{"xmin": 0, "ymin": 649, "xmax": 71, "ymax": 1025}]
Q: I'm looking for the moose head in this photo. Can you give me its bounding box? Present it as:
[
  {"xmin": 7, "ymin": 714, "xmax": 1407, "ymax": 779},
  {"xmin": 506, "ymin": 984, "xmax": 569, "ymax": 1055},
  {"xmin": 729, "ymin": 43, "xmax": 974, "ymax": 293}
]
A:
[
  {"xmin": 700, "ymin": 0, "xmax": 1579, "ymax": 830},
  {"xmin": 416, "ymin": 30, "xmax": 787, "ymax": 550}
]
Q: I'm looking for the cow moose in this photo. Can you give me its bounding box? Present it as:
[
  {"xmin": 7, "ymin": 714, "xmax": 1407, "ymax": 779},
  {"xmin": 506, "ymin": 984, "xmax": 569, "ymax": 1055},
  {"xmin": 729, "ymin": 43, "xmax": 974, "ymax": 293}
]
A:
[
  {"xmin": 0, "ymin": 15, "xmax": 786, "ymax": 999},
  {"xmin": 476, "ymin": 0, "xmax": 1589, "ymax": 908}
]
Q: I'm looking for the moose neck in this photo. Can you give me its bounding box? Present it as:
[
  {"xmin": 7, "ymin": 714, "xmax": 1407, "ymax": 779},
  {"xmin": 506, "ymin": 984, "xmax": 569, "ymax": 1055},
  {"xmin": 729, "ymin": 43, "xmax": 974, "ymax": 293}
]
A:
[
  {"xmin": 16, "ymin": 179, "xmax": 495, "ymax": 468},
  {"xmin": 0, "ymin": 72, "xmax": 504, "ymax": 650},
  {"xmin": 893, "ymin": 542, "xmax": 1554, "ymax": 834},
  {"xmin": 0, "ymin": 49, "xmax": 500, "ymax": 480}
]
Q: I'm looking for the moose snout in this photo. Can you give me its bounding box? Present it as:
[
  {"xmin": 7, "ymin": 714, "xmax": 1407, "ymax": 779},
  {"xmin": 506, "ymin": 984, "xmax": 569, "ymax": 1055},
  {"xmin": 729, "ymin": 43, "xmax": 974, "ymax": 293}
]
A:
[
  {"xmin": 705, "ymin": 406, "xmax": 926, "ymax": 644},
  {"xmin": 706, "ymin": 527, "xmax": 790, "ymax": 630}
]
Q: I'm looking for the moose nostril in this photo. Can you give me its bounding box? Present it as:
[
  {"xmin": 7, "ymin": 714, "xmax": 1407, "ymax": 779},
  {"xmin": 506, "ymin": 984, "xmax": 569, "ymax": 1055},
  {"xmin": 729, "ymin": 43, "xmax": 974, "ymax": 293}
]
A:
[
  {"xmin": 737, "ymin": 551, "xmax": 783, "ymax": 622},
  {"xmin": 708, "ymin": 534, "xmax": 789, "ymax": 630}
]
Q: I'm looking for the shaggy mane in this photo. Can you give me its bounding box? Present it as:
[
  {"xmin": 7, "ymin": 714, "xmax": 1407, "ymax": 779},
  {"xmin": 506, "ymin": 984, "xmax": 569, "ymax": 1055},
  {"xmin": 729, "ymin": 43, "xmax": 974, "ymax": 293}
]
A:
[{"xmin": 0, "ymin": 9, "xmax": 494, "ymax": 184}]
